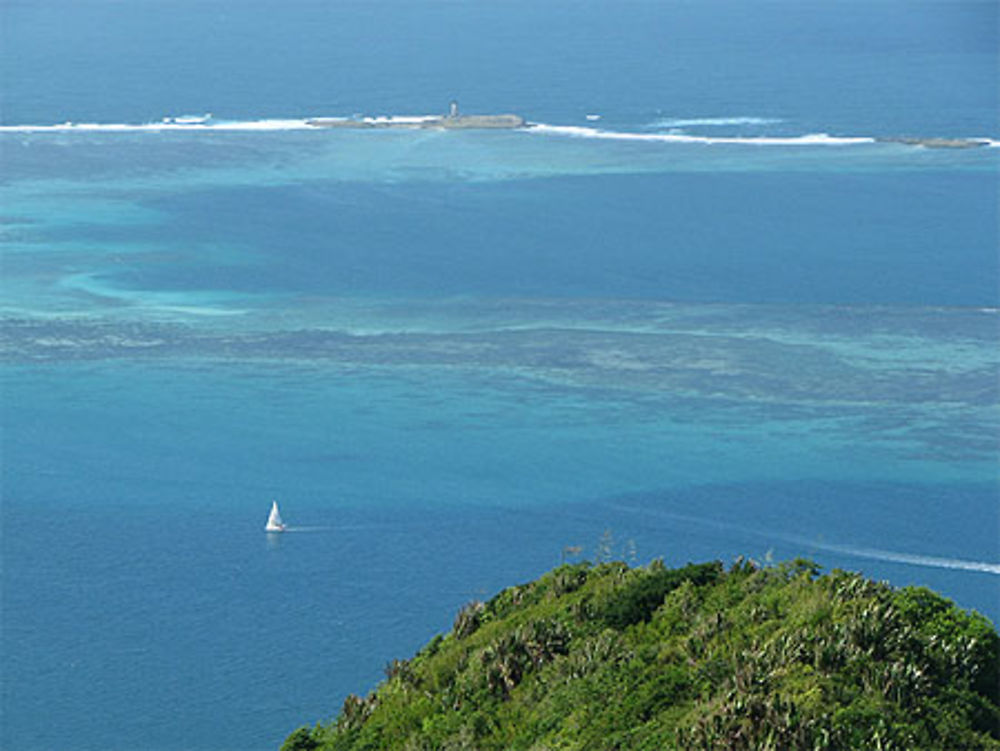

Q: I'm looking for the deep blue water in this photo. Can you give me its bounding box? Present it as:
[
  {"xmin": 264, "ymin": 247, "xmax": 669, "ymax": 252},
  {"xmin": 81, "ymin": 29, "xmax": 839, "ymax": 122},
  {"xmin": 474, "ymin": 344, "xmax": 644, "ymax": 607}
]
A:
[{"xmin": 2, "ymin": 1, "xmax": 998, "ymax": 750}]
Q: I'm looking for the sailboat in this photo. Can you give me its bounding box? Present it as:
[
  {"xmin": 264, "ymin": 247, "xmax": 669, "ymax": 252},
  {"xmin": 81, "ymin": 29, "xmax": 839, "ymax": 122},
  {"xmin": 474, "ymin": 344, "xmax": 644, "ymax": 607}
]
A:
[{"xmin": 265, "ymin": 501, "xmax": 286, "ymax": 532}]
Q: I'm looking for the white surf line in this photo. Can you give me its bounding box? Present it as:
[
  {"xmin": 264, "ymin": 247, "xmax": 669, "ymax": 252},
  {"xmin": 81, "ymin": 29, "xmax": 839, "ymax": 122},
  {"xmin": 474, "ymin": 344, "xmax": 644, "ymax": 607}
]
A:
[
  {"xmin": 529, "ymin": 124, "xmax": 1000, "ymax": 149},
  {"xmin": 651, "ymin": 116, "xmax": 785, "ymax": 128},
  {"xmin": 608, "ymin": 503, "xmax": 1000, "ymax": 576},
  {"xmin": 3, "ymin": 118, "xmax": 995, "ymax": 148},
  {"xmin": 525, "ymin": 123, "xmax": 876, "ymax": 146},
  {"xmin": 0, "ymin": 118, "xmax": 317, "ymax": 133}
]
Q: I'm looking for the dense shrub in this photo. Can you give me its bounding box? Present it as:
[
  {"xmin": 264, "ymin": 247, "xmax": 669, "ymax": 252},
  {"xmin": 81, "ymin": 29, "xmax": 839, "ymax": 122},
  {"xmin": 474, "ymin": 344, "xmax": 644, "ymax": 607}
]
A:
[
  {"xmin": 452, "ymin": 601, "xmax": 485, "ymax": 639},
  {"xmin": 282, "ymin": 559, "xmax": 1000, "ymax": 751},
  {"xmin": 599, "ymin": 560, "xmax": 723, "ymax": 629},
  {"xmin": 280, "ymin": 727, "xmax": 320, "ymax": 751}
]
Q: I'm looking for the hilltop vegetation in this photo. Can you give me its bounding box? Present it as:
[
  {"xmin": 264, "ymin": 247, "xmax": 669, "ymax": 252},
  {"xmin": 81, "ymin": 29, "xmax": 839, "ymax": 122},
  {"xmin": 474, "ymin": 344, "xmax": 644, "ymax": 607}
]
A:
[{"xmin": 282, "ymin": 558, "xmax": 1000, "ymax": 751}]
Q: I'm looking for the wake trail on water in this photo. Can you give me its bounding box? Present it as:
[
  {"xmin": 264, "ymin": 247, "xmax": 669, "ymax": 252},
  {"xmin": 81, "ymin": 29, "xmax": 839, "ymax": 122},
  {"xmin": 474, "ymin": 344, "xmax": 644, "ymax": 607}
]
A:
[
  {"xmin": 799, "ymin": 541, "xmax": 1000, "ymax": 576},
  {"xmin": 280, "ymin": 525, "xmax": 337, "ymax": 533},
  {"xmin": 279, "ymin": 521, "xmax": 466, "ymax": 533},
  {"xmin": 609, "ymin": 504, "xmax": 1000, "ymax": 576},
  {"xmin": 3, "ymin": 117, "xmax": 997, "ymax": 148}
]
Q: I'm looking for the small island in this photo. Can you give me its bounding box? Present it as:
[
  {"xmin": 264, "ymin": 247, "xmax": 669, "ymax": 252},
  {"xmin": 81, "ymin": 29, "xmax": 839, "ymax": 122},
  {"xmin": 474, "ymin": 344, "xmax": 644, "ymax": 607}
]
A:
[
  {"xmin": 281, "ymin": 558, "xmax": 1000, "ymax": 751},
  {"xmin": 307, "ymin": 101, "xmax": 526, "ymax": 130}
]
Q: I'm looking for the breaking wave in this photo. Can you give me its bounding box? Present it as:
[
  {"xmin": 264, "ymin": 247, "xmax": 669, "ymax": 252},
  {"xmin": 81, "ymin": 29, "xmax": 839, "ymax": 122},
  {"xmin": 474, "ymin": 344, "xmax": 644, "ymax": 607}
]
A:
[
  {"xmin": 526, "ymin": 123, "xmax": 875, "ymax": 146},
  {"xmin": 0, "ymin": 118, "xmax": 316, "ymax": 133},
  {"xmin": 1, "ymin": 116, "xmax": 996, "ymax": 148},
  {"xmin": 650, "ymin": 115, "xmax": 784, "ymax": 128}
]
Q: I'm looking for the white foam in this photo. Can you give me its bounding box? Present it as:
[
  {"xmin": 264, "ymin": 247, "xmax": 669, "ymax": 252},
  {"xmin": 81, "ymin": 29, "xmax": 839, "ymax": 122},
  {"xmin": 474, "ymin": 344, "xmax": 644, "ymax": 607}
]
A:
[
  {"xmin": 212, "ymin": 119, "xmax": 314, "ymax": 131},
  {"xmin": 526, "ymin": 122, "xmax": 875, "ymax": 146},
  {"xmin": 0, "ymin": 118, "xmax": 316, "ymax": 133},
  {"xmin": 168, "ymin": 113, "xmax": 212, "ymax": 125},
  {"xmin": 363, "ymin": 115, "xmax": 440, "ymax": 125},
  {"xmin": 652, "ymin": 116, "xmax": 784, "ymax": 128},
  {"xmin": 2, "ymin": 117, "xmax": 992, "ymax": 150}
]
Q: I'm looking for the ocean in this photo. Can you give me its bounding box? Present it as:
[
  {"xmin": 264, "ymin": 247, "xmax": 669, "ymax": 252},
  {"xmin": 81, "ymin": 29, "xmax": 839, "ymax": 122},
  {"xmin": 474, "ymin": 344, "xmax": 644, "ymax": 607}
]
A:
[{"xmin": 1, "ymin": 1, "xmax": 998, "ymax": 749}]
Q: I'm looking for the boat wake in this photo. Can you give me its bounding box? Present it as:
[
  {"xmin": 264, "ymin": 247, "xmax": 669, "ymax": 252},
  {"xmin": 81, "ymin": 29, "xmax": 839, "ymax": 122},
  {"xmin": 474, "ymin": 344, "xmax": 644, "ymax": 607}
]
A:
[
  {"xmin": 610, "ymin": 504, "xmax": 1000, "ymax": 576},
  {"xmin": 796, "ymin": 541, "xmax": 1000, "ymax": 575},
  {"xmin": 280, "ymin": 525, "xmax": 337, "ymax": 533}
]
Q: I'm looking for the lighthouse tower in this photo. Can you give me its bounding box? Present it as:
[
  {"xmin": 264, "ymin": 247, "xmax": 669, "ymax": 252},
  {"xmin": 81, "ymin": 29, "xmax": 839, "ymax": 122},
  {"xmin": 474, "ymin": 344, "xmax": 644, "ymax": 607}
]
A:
[{"xmin": 449, "ymin": 100, "xmax": 459, "ymax": 118}]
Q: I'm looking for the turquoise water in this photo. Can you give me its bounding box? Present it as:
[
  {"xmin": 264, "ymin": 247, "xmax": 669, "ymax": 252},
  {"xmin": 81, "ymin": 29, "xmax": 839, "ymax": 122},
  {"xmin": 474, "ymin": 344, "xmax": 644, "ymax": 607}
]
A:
[{"xmin": 2, "ymin": 1, "xmax": 999, "ymax": 749}]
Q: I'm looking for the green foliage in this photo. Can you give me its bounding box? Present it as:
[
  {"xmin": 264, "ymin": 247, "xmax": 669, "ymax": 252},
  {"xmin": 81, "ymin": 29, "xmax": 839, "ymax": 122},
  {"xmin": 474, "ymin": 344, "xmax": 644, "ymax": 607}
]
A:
[
  {"xmin": 452, "ymin": 601, "xmax": 486, "ymax": 640},
  {"xmin": 280, "ymin": 726, "xmax": 321, "ymax": 751},
  {"xmin": 598, "ymin": 561, "xmax": 723, "ymax": 629},
  {"xmin": 283, "ymin": 558, "xmax": 1000, "ymax": 751}
]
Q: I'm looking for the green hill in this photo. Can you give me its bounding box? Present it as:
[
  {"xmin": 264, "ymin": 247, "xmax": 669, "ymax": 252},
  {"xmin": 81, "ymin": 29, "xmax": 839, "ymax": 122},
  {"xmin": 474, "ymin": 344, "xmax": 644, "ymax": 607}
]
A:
[{"xmin": 282, "ymin": 559, "xmax": 1000, "ymax": 751}]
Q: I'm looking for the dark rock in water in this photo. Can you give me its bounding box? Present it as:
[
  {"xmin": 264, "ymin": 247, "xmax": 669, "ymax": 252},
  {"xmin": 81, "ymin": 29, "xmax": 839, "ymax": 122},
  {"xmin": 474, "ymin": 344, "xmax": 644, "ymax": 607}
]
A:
[{"xmin": 879, "ymin": 136, "xmax": 991, "ymax": 149}]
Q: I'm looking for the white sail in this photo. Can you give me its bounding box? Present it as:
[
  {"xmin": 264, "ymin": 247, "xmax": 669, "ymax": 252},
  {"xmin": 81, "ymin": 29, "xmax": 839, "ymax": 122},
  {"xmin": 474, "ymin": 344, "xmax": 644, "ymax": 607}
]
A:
[{"xmin": 265, "ymin": 501, "xmax": 285, "ymax": 532}]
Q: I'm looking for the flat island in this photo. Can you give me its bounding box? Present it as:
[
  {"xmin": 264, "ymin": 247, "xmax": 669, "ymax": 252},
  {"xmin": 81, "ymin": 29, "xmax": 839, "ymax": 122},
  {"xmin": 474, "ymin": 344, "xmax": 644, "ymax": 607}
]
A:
[
  {"xmin": 305, "ymin": 103, "xmax": 996, "ymax": 148},
  {"xmin": 308, "ymin": 101, "xmax": 526, "ymax": 130}
]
